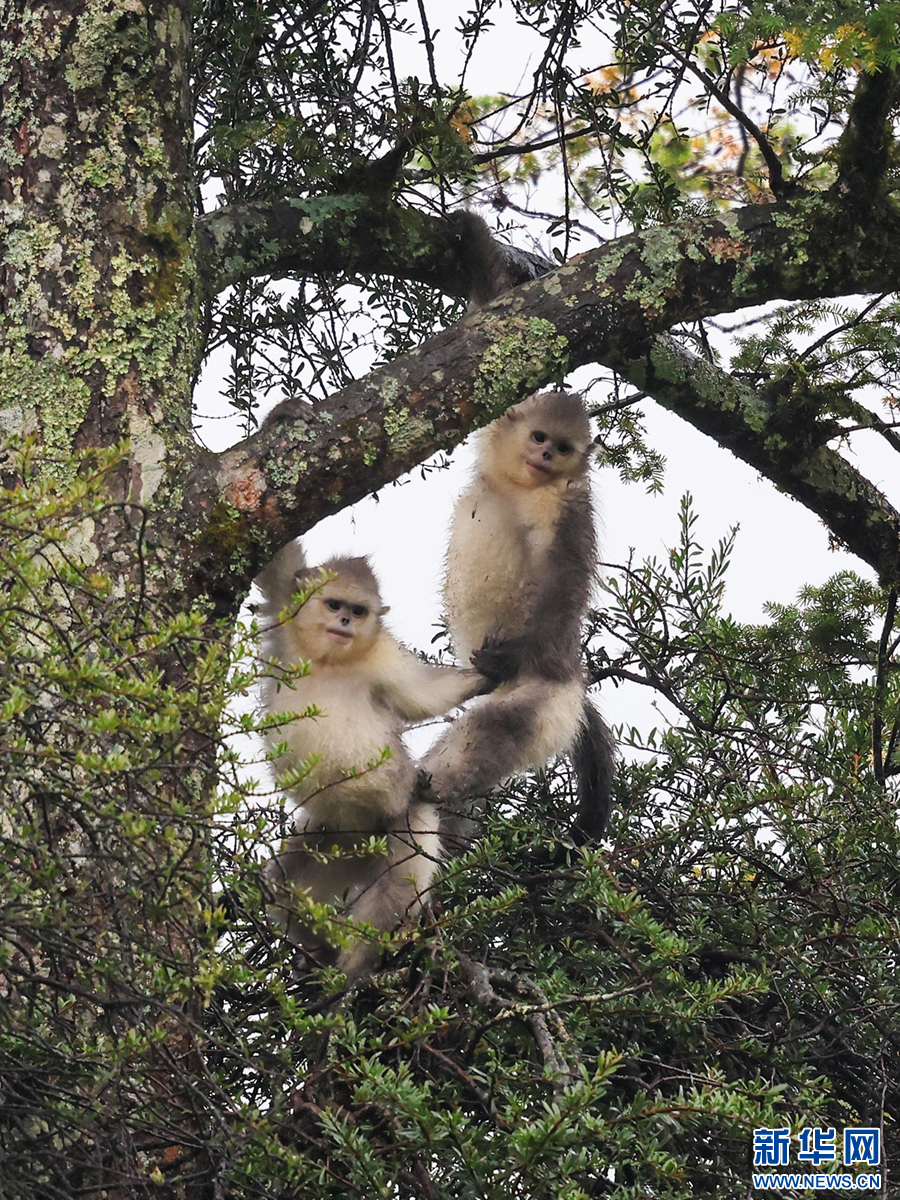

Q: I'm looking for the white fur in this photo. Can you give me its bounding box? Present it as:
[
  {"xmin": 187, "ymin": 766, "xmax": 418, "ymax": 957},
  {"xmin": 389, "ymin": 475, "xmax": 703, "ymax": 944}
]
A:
[
  {"xmin": 445, "ymin": 473, "xmax": 563, "ymax": 662},
  {"xmin": 261, "ymin": 639, "xmax": 415, "ymax": 828},
  {"xmin": 259, "ymin": 573, "xmax": 485, "ymax": 829},
  {"xmin": 257, "ymin": 549, "xmax": 486, "ymax": 972},
  {"xmin": 422, "ymin": 393, "xmax": 598, "ymax": 831}
]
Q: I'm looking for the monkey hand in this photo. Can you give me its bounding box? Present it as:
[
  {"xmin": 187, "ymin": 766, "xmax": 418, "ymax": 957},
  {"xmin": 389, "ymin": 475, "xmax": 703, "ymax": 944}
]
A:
[
  {"xmin": 470, "ymin": 635, "xmax": 520, "ymax": 683},
  {"xmin": 413, "ymin": 769, "xmax": 435, "ymax": 801},
  {"xmin": 472, "ymin": 670, "xmax": 499, "ymax": 695}
]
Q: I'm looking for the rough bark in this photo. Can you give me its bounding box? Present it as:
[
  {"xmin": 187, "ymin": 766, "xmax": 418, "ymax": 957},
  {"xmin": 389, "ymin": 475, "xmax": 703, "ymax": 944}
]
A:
[
  {"xmin": 614, "ymin": 335, "xmax": 900, "ymax": 585},
  {"xmin": 0, "ymin": 0, "xmax": 201, "ymax": 574},
  {"xmin": 185, "ymin": 192, "xmax": 900, "ymax": 604},
  {"xmin": 0, "ymin": 3, "xmax": 213, "ymax": 1194},
  {"xmin": 195, "ymin": 197, "xmax": 551, "ymax": 300}
]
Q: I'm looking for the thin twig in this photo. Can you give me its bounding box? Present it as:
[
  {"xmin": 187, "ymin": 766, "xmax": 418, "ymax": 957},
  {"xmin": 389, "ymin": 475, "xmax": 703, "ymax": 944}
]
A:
[{"xmin": 660, "ymin": 39, "xmax": 785, "ymax": 194}]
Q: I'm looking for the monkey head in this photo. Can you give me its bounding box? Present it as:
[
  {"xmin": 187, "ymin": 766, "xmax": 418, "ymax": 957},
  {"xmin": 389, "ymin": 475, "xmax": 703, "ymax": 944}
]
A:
[
  {"xmin": 484, "ymin": 391, "xmax": 593, "ymax": 490},
  {"xmin": 291, "ymin": 557, "xmax": 389, "ymax": 665}
]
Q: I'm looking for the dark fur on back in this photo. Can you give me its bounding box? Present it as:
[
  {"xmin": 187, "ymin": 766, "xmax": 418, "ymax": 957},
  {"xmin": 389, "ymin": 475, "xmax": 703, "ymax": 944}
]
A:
[
  {"xmin": 470, "ymin": 479, "xmax": 597, "ymax": 685},
  {"xmin": 449, "ymin": 389, "xmax": 615, "ymax": 843},
  {"xmin": 451, "ymin": 211, "xmax": 513, "ymax": 309},
  {"xmin": 525, "ymin": 481, "xmax": 597, "ymax": 674}
]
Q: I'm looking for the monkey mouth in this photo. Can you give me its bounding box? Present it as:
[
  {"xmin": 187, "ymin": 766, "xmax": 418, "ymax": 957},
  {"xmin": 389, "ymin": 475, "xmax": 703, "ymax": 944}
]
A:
[
  {"xmin": 325, "ymin": 626, "xmax": 354, "ymax": 641},
  {"xmin": 526, "ymin": 459, "xmax": 552, "ymax": 474}
]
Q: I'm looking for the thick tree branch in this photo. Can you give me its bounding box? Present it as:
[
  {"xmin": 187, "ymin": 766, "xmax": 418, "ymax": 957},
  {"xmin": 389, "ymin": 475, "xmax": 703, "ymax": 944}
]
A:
[
  {"xmin": 196, "ymin": 71, "xmax": 900, "ymax": 301},
  {"xmin": 180, "ymin": 190, "xmax": 900, "ymax": 609},
  {"xmin": 834, "ymin": 67, "xmax": 900, "ymax": 209},
  {"xmin": 611, "ymin": 335, "xmax": 900, "ymax": 585},
  {"xmin": 196, "ymin": 199, "xmax": 551, "ymax": 299}
]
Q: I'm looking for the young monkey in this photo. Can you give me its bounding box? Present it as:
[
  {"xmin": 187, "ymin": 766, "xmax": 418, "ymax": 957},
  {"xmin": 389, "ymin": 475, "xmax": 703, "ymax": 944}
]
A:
[
  {"xmin": 420, "ymin": 389, "xmax": 615, "ymax": 851},
  {"xmin": 256, "ymin": 542, "xmax": 490, "ymax": 975}
]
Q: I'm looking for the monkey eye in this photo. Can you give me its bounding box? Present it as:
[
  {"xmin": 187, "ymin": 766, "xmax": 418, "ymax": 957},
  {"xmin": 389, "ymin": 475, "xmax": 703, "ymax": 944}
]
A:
[
  {"xmin": 351, "ymin": 605, "xmax": 368, "ymax": 618},
  {"xmin": 325, "ymin": 598, "xmax": 342, "ymax": 612},
  {"xmin": 532, "ymin": 431, "xmax": 547, "ymax": 444},
  {"xmin": 557, "ymin": 441, "xmax": 573, "ymax": 455}
]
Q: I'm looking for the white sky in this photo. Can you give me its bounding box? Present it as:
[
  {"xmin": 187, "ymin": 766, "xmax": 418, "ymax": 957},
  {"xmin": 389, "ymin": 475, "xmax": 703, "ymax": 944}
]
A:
[
  {"xmin": 196, "ymin": 361, "xmax": 882, "ymax": 742},
  {"xmin": 194, "ymin": 3, "xmax": 892, "ymax": 741}
]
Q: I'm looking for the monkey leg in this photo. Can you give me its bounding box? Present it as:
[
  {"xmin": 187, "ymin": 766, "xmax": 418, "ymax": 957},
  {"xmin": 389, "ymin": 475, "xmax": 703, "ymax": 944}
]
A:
[
  {"xmin": 265, "ymin": 804, "xmax": 440, "ymax": 979},
  {"xmin": 420, "ymin": 679, "xmax": 584, "ymax": 853},
  {"xmin": 263, "ymin": 828, "xmax": 384, "ymax": 961},
  {"xmin": 336, "ymin": 801, "xmax": 440, "ymax": 978}
]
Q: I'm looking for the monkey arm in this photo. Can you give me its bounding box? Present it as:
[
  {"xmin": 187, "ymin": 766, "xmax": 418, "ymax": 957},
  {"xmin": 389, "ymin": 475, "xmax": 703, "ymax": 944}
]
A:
[
  {"xmin": 470, "ymin": 631, "xmax": 580, "ymax": 684},
  {"xmin": 375, "ymin": 645, "xmax": 492, "ymax": 722},
  {"xmin": 254, "ymin": 538, "xmax": 309, "ymax": 622}
]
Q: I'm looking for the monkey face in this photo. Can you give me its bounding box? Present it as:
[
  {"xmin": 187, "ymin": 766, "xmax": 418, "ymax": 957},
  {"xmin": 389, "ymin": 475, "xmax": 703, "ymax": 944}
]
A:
[
  {"xmin": 315, "ymin": 584, "xmax": 381, "ymax": 662},
  {"xmin": 497, "ymin": 416, "xmax": 589, "ymax": 489},
  {"xmin": 484, "ymin": 392, "xmax": 592, "ymax": 490},
  {"xmin": 283, "ymin": 557, "xmax": 390, "ymax": 665},
  {"xmin": 521, "ymin": 426, "xmax": 585, "ymax": 481}
]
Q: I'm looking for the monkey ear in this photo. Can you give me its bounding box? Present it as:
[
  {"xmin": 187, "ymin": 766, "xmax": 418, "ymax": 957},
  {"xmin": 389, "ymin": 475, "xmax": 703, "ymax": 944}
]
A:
[{"xmin": 379, "ymin": 605, "xmax": 391, "ymax": 616}]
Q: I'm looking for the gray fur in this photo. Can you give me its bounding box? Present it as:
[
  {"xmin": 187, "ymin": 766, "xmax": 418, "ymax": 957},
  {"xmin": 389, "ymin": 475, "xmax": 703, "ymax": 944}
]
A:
[
  {"xmin": 304, "ymin": 554, "xmax": 381, "ymax": 598},
  {"xmin": 572, "ymin": 701, "xmax": 616, "ymax": 842},
  {"xmin": 421, "ymin": 391, "xmax": 615, "ymax": 849},
  {"xmin": 451, "ymin": 211, "xmax": 513, "ymax": 309},
  {"xmin": 423, "ymin": 684, "xmax": 539, "ymax": 852},
  {"xmin": 254, "ymin": 538, "xmax": 309, "ymax": 620},
  {"xmin": 264, "ymin": 801, "xmax": 438, "ymax": 977},
  {"xmin": 469, "ymin": 475, "xmax": 596, "ymax": 682}
]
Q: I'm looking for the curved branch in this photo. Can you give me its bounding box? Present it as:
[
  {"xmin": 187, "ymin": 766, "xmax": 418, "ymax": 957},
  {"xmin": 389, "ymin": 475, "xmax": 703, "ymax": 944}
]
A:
[
  {"xmin": 196, "ymin": 199, "xmax": 551, "ymax": 299},
  {"xmin": 180, "ymin": 189, "xmax": 900, "ymax": 609},
  {"xmin": 611, "ymin": 335, "xmax": 900, "ymax": 586}
]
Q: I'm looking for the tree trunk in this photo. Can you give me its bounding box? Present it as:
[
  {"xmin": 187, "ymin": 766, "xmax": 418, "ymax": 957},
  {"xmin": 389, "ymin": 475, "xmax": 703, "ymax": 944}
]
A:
[{"xmin": 1, "ymin": 3, "xmax": 222, "ymax": 1195}]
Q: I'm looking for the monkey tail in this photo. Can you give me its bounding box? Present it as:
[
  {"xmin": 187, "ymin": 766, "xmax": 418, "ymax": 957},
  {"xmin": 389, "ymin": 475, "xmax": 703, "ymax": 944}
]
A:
[{"xmin": 571, "ymin": 700, "xmax": 615, "ymax": 843}]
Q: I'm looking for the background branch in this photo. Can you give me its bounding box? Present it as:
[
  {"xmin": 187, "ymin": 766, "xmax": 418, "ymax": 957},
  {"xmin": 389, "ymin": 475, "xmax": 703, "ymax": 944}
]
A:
[
  {"xmin": 610, "ymin": 335, "xmax": 900, "ymax": 584},
  {"xmin": 834, "ymin": 67, "xmax": 900, "ymax": 209},
  {"xmin": 183, "ymin": 189, "xmax": 900, "ymax": 606},
  {"xmin": 196, "ymin": 200, "xmax": 552, "ymax": 300}
]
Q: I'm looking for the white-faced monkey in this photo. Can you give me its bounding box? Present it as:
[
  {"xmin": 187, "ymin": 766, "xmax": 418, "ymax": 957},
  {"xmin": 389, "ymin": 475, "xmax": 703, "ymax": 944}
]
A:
[
  {"xmin": 256, "ymin": 541, "xmax": 492, "ymax": 975},
  {"xmin": 420, "ymin": 389, "xmax": 615, "ymax": 851}
]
